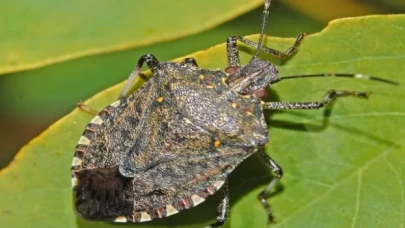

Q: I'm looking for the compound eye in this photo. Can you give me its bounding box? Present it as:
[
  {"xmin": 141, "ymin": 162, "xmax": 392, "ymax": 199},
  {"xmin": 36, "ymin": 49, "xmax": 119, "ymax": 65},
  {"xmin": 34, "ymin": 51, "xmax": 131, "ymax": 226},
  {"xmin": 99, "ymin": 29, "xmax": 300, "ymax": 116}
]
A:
[
  {"xmin": 253, "ymin": 88, "xmax": 268, "ymax": 100},
  {"xmin": 225, "ymin": 66, "xmax": 238, "ymax": 75}
]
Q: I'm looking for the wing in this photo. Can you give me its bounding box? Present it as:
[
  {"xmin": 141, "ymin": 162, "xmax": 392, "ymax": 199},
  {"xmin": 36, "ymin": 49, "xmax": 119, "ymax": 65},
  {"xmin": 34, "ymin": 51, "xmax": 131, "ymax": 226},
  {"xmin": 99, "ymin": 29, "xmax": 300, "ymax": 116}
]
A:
[
  {"xmin": 72, "ymin": 74, "xmax": 161, "ymax": 171},
  {"xmin": 74, "ymin": 145, "xmax": 254, "ymax": 222},
  {"xmin": 71, "ymin": 73, "xmax": 164, "ymax": 219}
]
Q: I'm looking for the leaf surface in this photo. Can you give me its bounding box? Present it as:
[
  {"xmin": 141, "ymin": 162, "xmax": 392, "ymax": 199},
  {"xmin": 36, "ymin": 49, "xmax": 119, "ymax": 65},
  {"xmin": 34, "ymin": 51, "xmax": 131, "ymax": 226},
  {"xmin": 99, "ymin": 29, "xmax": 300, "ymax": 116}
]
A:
[
  {"xmin": 0, "ymin": 0, "xmax": 261, "ymax": 75},
  {"xmin": 1, "ymin": 15, "xmax": 404, "ymax": 228}
]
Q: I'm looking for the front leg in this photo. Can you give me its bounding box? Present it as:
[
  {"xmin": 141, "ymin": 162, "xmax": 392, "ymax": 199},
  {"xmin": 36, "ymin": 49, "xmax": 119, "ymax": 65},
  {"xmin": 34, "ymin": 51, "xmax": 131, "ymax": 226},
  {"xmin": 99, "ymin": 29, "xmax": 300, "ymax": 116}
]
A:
[
  {"xmin": 263, "ymin": 90, "xmax": 370, "ymax": 110},
  {"xmin": 119, "ymin": 53, "xmax": 160, "ymax": 99},
  {"xmin": 77, "ymin": 54, "xmax": 161, "ymax": 115},
  {"xmin": 225, "ymin": 33, "xmax": 305, "ymax": 72}
]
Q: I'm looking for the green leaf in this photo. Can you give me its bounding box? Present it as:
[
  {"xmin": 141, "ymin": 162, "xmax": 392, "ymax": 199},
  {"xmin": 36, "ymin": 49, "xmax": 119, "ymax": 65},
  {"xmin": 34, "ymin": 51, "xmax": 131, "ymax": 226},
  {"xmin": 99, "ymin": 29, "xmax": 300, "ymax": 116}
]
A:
[
  {"xmin": 1, "ymin": 15, "xmax": 404, "ymax": 228},
  {"xmin": 0, "ymin": 0, "xmax": 261, "ymax": 75},
  {"xmin": 283, "ymin": 0, "xmax": 390, "ymax": 22}
]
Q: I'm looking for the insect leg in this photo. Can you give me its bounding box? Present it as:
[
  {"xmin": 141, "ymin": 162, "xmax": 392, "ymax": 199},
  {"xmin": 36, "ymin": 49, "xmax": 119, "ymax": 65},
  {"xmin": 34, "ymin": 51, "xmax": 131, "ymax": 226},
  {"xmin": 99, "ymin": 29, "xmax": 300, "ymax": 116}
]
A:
[
  {"xmin": 119, "ymin": 53, "xmax": 160, "ymax": 99},
  {"xmin": 181, "ymin": 57, "xmax": 199, "ymax": 67},
  {"xmin": 226, "ymin": 33, "xmax": 305, "ymax": 68},
  {"xmin": 256, "ymin": 150, "xmax": 283, "ymax": 223},
  {"xmin": 206, "ymin": 181, "xmax": 230, "ymax": 228},
  {"xmin": 76, "ymin": 101, "xmax": 98, "ymax": 116},
  {"xmin": 226, "ymin": 36, "xmax": 242, "ymax": 69},
  {"xmin": 262, "ymin": 90, "xmax": 370, "ymax": 110}
]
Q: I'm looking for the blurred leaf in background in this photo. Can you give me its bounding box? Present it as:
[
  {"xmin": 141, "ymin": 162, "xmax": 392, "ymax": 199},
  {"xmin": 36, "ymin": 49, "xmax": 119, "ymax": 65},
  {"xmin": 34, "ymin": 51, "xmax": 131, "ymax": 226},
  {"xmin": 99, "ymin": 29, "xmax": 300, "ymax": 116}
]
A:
[
  {"xmin": 283, "ymin": 0, "xmax": 405, "ymax": 21},
  {"xmin": 0, "ymin": 0, "xmax": 265, "ymax": 75}
]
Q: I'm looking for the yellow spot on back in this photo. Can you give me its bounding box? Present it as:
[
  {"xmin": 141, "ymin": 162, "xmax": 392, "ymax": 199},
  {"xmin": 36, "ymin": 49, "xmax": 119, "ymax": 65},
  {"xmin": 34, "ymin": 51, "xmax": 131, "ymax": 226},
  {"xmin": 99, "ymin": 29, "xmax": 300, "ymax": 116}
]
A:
[
  {"xmin": 214, "ymin": 140, "xmax": 221, "ymax": 148},
  {"xmin": 166, "ymin": 205, "xmax": 179, "ymax": 216},
  {"xmin": 184, "ymin": 118, "xmax": 192, "ymax": 124},
  {"xmin": 156, "ymin": 97, "xmax": 164, "ymax": 103},
  {"xmin": 114, "ymin": 216, "xmax": 127, "ymax": 222},
  {"xmin": 206, "ymin": 85, "xmax": 214, "ymax": 89},
  {"xmin": 232, "ymin": 102, "xmax": 238, "ymax": 109},
  {"xmin": 140, "ymin": 212, "xmax": 152, "ymax": 222},
  {"xmin": 199, "ymin": 74, "xmax": 204, "ymax": 79}
]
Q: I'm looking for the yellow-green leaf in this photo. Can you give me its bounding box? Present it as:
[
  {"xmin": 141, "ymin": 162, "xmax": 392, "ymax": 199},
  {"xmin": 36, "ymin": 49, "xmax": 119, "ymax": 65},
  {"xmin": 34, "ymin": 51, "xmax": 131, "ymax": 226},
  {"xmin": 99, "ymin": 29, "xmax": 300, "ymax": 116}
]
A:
[
  {"xmin": 0, "ymin": 0, "xmax": 261, "ymax": 75},
  {"xmin": 283, "ymin": 0, "xmax": 389, "ymax": 22},
  {"xmin": 1, "ymin": 15, "xmax": 404, "ymax": 228}
]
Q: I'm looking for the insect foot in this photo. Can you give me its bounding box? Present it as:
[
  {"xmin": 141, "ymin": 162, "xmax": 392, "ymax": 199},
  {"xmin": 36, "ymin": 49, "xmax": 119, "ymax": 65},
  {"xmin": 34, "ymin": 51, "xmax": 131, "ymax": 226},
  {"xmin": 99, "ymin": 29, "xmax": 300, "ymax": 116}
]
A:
[{"xmin": 71, "ymin": 0, "xmax": 399, "ymax": 227}]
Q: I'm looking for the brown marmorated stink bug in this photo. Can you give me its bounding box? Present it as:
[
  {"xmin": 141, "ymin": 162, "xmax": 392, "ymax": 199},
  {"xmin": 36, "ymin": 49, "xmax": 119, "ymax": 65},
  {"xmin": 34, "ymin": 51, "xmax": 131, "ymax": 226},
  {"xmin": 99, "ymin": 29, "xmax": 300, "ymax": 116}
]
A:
[{"xmin": 71, "ymin": 0, "xmax": 399, "ymax": 227}]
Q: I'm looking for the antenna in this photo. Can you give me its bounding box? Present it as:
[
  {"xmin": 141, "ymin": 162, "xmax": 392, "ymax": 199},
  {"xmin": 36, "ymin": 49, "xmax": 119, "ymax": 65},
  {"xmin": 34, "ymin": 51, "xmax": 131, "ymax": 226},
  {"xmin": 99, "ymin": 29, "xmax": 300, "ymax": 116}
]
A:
[
  {"xmin": 252, "ymin": 0, "xmax": 272, "ymax": 59},
  {"xmin": 275, "ymin": 73, "xmax": 399, "ymax": 85}
]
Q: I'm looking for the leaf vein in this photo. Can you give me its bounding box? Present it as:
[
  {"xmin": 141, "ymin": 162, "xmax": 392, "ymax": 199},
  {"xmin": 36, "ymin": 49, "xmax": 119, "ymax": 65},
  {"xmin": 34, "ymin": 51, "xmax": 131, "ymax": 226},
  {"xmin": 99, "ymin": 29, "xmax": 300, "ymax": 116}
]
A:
[
  {"xmin": 350, "ymin": 172, "xmax": 362, "ymax": 228},
  {"xmin": 276, "ymin": 150, "xmax": 390, "ymax": 226},
  {"xmin": 384, "ymin": 156, "xmax": 405, "ymax": 228}
]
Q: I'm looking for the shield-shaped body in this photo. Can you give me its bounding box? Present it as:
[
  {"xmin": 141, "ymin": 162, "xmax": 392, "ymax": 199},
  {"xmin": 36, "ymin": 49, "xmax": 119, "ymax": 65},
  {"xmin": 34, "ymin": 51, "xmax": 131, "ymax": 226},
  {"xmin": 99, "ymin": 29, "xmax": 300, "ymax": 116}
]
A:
[{"xmin": 71, "ymin": 61, "xmax": 269, "ymax": 222}]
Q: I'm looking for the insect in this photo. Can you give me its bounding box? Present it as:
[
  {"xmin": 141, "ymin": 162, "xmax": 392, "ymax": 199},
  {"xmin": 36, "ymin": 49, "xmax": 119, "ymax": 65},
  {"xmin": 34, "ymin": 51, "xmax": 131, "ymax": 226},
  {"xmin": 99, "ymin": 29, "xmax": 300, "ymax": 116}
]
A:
[{"xmin": 71, "ymin": 0, "xmax": 398, "ymax": 227}]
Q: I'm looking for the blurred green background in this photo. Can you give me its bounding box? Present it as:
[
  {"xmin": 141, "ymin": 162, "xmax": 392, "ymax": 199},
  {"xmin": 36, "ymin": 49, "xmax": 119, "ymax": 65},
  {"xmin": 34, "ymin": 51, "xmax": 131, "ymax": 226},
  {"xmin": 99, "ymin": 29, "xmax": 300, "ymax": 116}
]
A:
[{"xmin": 0, "ymin": 0, "xmax": 404, "ymax": 169}]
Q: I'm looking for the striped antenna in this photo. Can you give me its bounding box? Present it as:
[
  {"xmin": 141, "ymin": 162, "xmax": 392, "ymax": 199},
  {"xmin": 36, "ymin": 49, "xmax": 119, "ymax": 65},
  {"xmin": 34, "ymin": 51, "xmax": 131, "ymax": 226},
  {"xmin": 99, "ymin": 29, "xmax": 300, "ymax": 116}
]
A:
[
  {"xmin": 252, "ymin": 0, "xmax": 272, "ymax": 59},
  {"xmin": 275, "ymin": 73, "xmax": 399, "ymax": 85}
]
